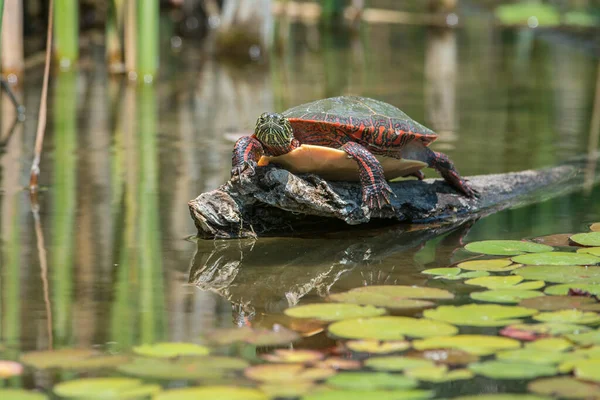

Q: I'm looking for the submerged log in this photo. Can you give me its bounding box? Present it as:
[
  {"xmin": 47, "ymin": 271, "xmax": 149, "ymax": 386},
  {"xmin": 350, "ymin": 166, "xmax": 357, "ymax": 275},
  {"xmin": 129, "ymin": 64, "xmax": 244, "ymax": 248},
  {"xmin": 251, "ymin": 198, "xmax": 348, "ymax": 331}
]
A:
[{"xmin": 188, "ymin": 155, "xmax": 600, "ymax": 239}]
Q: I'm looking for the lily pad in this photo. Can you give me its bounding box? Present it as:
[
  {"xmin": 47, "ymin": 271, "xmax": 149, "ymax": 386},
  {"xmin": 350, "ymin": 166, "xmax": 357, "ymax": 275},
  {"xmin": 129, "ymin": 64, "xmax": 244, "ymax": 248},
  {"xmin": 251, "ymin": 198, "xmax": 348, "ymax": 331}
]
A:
[
  {"xmin": 346, "ymin": 340, "xmax": 410, "ymax": 354},
  {"xmin": 404, "ymin": 349, "xmax": 479, "ymax": 366},
  {"xmin": 303, "ymin": 389, "xmax": 434, "ymax": 400},
  {"xmin": 328, "ymin": 292, "xmax": 434, "ymax": 310},
  {"xmin": 261, "ymin": 349, "xmax": 324, "ymax": 364},
  {"xmin": 519, "ymin": 295, "xmax": 600, "ymax": 311},
  {"xmin": 405, "ymin": 365, "xmax": 474, "ymax": 382},
  {"xmin": 422, "ymin": 267, "xmax": 461, "ymax": 277},
  {"xmin": 412, "ymin": 335, "xmax": 520, "ymax": 355},
  {"xmin": 578, "ymin": 247, "xmax": 600, "ymax": 257},
  {"xmin": 244, "ymin": 364, "xmax": 336, "ymax": 382},
  {"xmin": 592, "ymin": 223, "xmax": 600, "ymax": 232},
  {"xmin": 0, "ymin": 390, "xmax": 47, "ymax": 400},
  {"xmin": 365, "ymin": 356, "xmax": 435, "ymax": 372},
  {"xmin": 465, "ymin": 275, "xmax": 523, "ymax": 289},
  {"xmin": 434, "ymin": 271, "xmax": 491, "ymax": 281},
  {"xmin": 500, "ymin": 323, "xmax": 590, "ymax": 340},
  {"xmin": 533, "ymin": 309, "xmax": 600, "ymax": 325},
  {"xmin": 21, "ymin": 349, "xmax": 100, "ymax": 369},
  {"xmin": 0, "ymin": 361, "xmax": 23, "ymax": 378},
  {"xmin": 284, "ymin": 303, "xmax": 386, "ymax": 321},
  {"xmin": 528, "ymin": 376, "xmax": 600, "ymax": 399},
  {"xmin": 457, "ymin": 259, "xmax": 519, "ymax": 272},
  {"xmin": 525, "ymin": 337, "xmax": 573, "ymax": 352},
  {"xmin": 512, "ymin": 252, "xmax": 600, "ymax": 266},
  {"xmin": 349, "ymin": 285, "xmax": 454, "ymax": 300},
  {"xmin": 54, "ymin": 377, "xmax": 161, "ymax": 399},
  {"xmin": 566, "ymin": 330, "xmax": 600, "ymax": 346},
  {"xmin": 573, "ymin": 359, "xmax": 600, "ymax": 382},
  {"xmin": 326, "ymin": 372, "xmax": 417, "ymax": 390},
  {"xmin": 132, "ymin": 342, "xmax": 209, "ymax": 358},
  {"xmin": 570, "ymin": 232, "xmax": 600, "ymax": 247},
  {"xmin": 328, "ymin": 316, "xmax": 458, "ymax": 340},
  {"xmin": 423, "ymin": 304, "xmax": 537, "ymax": 327},
  {"xmin": 260, "ymin": 383, "xmax": 315, "ymax": 398},
  {"xmin": 464, "ymin": 240, "xmax": 553, "ymax": 256},
  {"xmin": 205, "ymin": 325, "xmax": 299, "ymax": 346},
  {"xmin": 468, "ymin": 360, "xmax": 557, "ymax": 379},
  {"xmin": 154, "ymin": 386, "xmax": 267, "ymax": 400},
  {"xmin": 516, "ymin": 265, "xmax": 600, "ymax": 284},
  {"xmin": 455, "ymin": 396, "xmax": 551, "ymax": 400},
  {"xmin": 117, "ymin": 356, "xmax": 248, "ymax": 380},
  {"xmin": 495, "ymin": 348, "xmax": 570, "ymax": 364},
  {"xmin": 532, "ymin": 233, "xmax": 576, "ymax": 247},
  {"xmin": 471, "ymin": 289, "xmax": 544, "ymax": 304},
  {"xmin": 545, "ymin": 283, "xmax": 600, "ymax": 295},
  {"xmin": 316, "ymin": 358, "xmax": 362, "ymax": 370}
]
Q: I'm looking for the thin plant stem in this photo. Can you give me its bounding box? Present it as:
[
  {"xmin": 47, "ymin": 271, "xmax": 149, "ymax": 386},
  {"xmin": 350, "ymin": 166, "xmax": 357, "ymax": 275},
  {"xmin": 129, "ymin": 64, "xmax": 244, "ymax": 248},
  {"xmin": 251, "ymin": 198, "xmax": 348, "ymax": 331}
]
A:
[
  {"xmin": 32, "ymin": 205, "xmax": 53, "ymax": 349},
  {"xmin": 29, "ymin": 0, "xmax": 53, "ymax": 191}
]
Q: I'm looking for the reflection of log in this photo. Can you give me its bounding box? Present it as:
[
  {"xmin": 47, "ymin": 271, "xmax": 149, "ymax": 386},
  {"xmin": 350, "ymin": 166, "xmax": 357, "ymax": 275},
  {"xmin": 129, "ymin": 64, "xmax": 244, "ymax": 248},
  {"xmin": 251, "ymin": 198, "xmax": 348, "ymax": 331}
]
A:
[{"xmin": 188, "ymin": 154, "xmax": 600, "ymax": 239}]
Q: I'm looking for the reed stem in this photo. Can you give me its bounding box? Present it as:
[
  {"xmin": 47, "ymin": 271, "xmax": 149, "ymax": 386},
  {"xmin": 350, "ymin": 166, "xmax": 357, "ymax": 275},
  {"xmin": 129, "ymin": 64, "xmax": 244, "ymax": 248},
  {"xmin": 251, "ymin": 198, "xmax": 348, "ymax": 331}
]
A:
[
  {"xmin": 54, "ymin": 0, "xmax": 78, "ymax": 68},
  {"xmin": 137, "ymin": 0, "xmax": 159, "ymax": 82}
]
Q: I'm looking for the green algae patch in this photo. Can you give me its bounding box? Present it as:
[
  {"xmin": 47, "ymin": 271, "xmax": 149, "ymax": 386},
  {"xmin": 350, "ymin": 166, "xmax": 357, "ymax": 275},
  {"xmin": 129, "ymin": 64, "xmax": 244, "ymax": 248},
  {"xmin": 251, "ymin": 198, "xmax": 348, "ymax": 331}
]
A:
[
  {"xmin": 412, "ymin": 335, "xmax": 520, "ymax": 356},
  {"xmin": 155, "ymin": 386, "xmax": 267, "ymax": 400},
  {"xmin": 533, "ymin": 309, "xmax": 600, "ymax": 325},
  {"xmin": 516, "ymin": 265, "xmax": 600, "ymax": 284},
  {"xmin": 349, "ymin": 285, "xmax": 454, "ymax": 300},
  {"xmin": 464, "ymin": 240, "xmax": 552, "ymax": 256},
  {"xmin": 512, "ymin": 252, "xmax": 600, "ymax": 266},
  {"xmin": 328, "ymin": 291, "xmax": 434, "ymax": 310},
  {"xmin": 244, "ymin": 363, "xmax": 336, "ymax": 383},
  {"xmin": 284, "ymin": 303, "xmax": 386, "ymax": 321},
  {"xmin": 328, "ymin": 316, "xmax": 458, "ymax": 341},
  {"xmin": 346, "ymin": 340, "xmax": 410, "ymax": 354},
  {"xmin": 54, "ymin": 377, "xmax": 161, "ymax": 399},
  {"xmin": 528, "ymin": 376, "xmax": 600, "ymax": 399},
  {"xmin": 205, "ymin": 325, "xmax": 299, "ymax": 346},
  {"xmin": 468, "ymin": 360, "xmax": 556, "ymax": 379},
  {"xmin": 365, "ymin": 356, "xmax": 435, "ymax": 372},
  {"xmin": 423, "ymin": 304, "xmax": 537, "ymax": 327},
  {"xmin": 132, "ymin": 342, "xmax": 209, "ymax": 358},
  {"xmin": 570, "ymin": 232, "xmax": 600, "ymax": 247},
  {"xmin": 326, "ymin": 372, "xmax": 417, "ymax": 390},
  {"xmin": 470, "ymin": 289, "xmax": 544, "ymax": 304},
  {"xmin": 457, "ymin": 259, "xmax": 518, "ymax": 272}
]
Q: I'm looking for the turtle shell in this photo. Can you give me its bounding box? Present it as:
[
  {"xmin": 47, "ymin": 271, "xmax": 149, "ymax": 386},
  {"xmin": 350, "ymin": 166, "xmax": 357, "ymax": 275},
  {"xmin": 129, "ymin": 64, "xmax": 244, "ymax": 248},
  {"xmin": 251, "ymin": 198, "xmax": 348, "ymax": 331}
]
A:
[{"xmin": 282, "ymin": 96, "xmax": 437, "ymax": 150}]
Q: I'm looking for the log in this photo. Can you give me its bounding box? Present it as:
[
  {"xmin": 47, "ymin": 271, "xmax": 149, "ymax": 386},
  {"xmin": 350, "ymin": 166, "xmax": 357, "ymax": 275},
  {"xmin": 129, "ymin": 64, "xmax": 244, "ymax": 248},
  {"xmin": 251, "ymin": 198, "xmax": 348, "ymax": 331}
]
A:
[{"xmin": 188, "ymin": 154, "xmax": 600, "ymax": 239}]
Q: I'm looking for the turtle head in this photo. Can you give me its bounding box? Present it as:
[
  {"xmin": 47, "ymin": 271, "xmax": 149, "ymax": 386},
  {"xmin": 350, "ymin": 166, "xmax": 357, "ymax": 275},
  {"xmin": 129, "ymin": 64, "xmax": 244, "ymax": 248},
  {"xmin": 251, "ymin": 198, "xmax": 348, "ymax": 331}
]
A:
[{"xmin": 254, "ymin": 112, "xmax": 294, "ymax": 156}]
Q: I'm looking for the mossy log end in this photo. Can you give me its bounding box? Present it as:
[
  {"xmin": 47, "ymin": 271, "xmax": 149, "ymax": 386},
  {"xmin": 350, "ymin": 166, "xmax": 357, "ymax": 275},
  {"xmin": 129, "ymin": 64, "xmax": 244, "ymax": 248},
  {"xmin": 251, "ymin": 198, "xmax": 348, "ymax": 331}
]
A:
[{"xmin": 189, "ymin": 159, "xmax": 596, "ymax": 239}]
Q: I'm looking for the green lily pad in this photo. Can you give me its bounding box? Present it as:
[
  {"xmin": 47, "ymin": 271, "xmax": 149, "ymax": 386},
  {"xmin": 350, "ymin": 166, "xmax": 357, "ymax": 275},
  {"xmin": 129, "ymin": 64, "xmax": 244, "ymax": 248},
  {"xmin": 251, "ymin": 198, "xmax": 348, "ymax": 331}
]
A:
[
  {"xmin": 592, "ymin": 223, "xmax": 600, "ymax": 232},
  {"xmin": 516, "ymin": 265, "xmax": 600, "ymax": 284},
  {"xmin": 500, "ymin": 323, "xmax": 590, "ymax": 340},
  {"xmin": 132, "ymin": 342, "xmax": 209, "ymax": 358},
  {"xmin": 205, "ymin": 325, "xmax": 299, "ymax": 346},
  {"xmin": 284, "ymin": 303, "xmax": 386, "ymax": 321},
  {"xmin": 533, "ymin": 309, "xmax": 600, "ymax": 325},
  {"xmin": 435, "ymin": 271, "xmax": 491, "ymax": 281},
  {"xmin": 54, "ymin": 377, "xmax": 161, "ymax": 399},
  {"xmin": 0, "ymin": 390, "xmax": 47, "ymax": 400},
  {"xmin": 573, "ymin": 359, "xmax": 600, "ymax": 382},
  {"xmin": 412, "ymin": 335, "xmax": 520, "ymax": 355},
  {"xmin": 512, "ymin": 252, "xmax": 600, "ymax": 266},
  {"xmin": 328, "ymin": 292, "xmax": 434, "ymax": 310},
  {"xmin": 519, "ymin": 295, "xmax": 600, "ymax": 311},
  {"xmin": 328, "ymin": 316, "xmax": 458, "ymax": 340},
  {"xmin": 0, "ymin": 361, "xmax": 23, "ymax": 378},
  {"xmin": 566, "ymin": 330, "xmax": 600, "ymax": 346},
  {"xmin": 470, "ymin": 289, "xmax": 544, "ymax": 304},
  {"xmin": 365, "ymin": 356, "xmax": 435, "ymax": 372},
  {"xmin": 261, "ymin": 349, "xmax": 324, "ymax": 363},
  {"xmin": 571, "ymin": 345, "xmax": 600, "ymax": 358},
  {"xmin": 545, "ymin": 283, "xmax": 600, "ymax": 295},
  {"xmin": 456, "ymin": 396, "xmax": 551, "ymax": 400},
  {"xmin": 464, "ymin": 240, "xmax": 553, "ymax": 256},
  {"xmin": 244, "ymin": 364, "xmax": 336, "ymax": 382},
  {"xmin": 570, "ymin": 232, "xmax": 600, "ymax": 247},
  {"xmin": 465, "ymin": 275, "xmax": 523, "ymax": 289},
  {"xmin": 528, "ymin": 376, "xmax": 600, "ymax": 399},
  {"xmin": 422, "ymin": 267, "xmax": 461, "ymax": 277},
  {"xmin": 303, "ymin": 389, "xmax": 434, "ymax": 400},
  {"xmin": 578, "ymin": 247, "xmax": 600, "ymax": 257},
  {"xmin": 260, "ymin": 382, "xmax": 315, "ymax": 398},
  {"xmin": 154, "ymin": 386, "xmax": 268, "ymax": 400},
  {"xmin": 405, "ymin": 365, "xmax": 474, "ymax": 382},
  {"xmin": 423, "ymin": 304, "xmax": 537, "ymax": 327},
  {"xmin": 316, "ymin": 358, "xmax": 361, "ymax": 370},
  {"xmin": 117, "ymin": 356, "xmax": 248, "ymax": 380},
  {"xmin": 457, "ymin": 259, "xmax": 519, "ymax": 272},
  {"xmin": 525, "ymin": 337, "xmax": 573, "ymax": 352},
  {"xmin": 21, "ymin": 349, "xmax": 100, "ymax": 369},
  {"xmin": 468, "ymin": 360, "xmax": 557, "ymax": 379},
  {"xmin": 404, "ymin": 349, "xmax": 479, "ymax": 366},
  {"xmin": 495, "ymin": 348, "xmax": 570, "ymax": 364},
  {"xmin": 346, "ymin": 340, "xmax": 410, "ymax": 354},
  {"xmin": 349, "ymin": 285, "xmax": 454, "ymax": 300},
  {"xmin": 326, "ymin": 372, "xmax": 417, "ymax": 390}
]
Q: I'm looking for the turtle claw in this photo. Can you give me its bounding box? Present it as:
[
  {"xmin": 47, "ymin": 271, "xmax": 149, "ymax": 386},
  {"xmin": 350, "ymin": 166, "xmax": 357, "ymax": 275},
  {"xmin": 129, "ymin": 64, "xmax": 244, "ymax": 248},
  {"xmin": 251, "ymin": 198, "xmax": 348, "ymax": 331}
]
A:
[
  {"xmin": 363, "ymin": 183, "xmax": 394, "ymax": 210},
  {"xmin": 231, "ymin": 160, "xmax": 257, "ymax": 178}
]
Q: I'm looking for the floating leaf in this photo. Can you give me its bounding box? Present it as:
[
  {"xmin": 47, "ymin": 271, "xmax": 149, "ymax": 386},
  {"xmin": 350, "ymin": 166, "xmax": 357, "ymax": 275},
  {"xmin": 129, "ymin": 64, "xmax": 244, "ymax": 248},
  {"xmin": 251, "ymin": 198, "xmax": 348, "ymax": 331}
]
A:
[
  {"xmin": 404, "ymin": 349, "xmax": 479, "ymax": 366},
  {"xmin": 316, "ymin": 358, "xmax": 361, "ymax": 370},
  {"xmin": 261, "ymin": 349, "xmax": 324, "ymax": 364},
  {"xmin": 500, "ymin": 323, "xmax": 590, "ymax": 341},
  {"xmin": 545, "ymin": 283, "xmax": 600, "ymax": 296},
  {"xmin": 528, "ymin": 376, "xmax": 600, "ymax": 399},
  {"xmin": 303, "ymin": 389, "xmax": 434, "ymax": 400},
  {"xmin": 566, "ymin": 330, "xmax": 600, "ymax": 346},
  {"xmin": 284, "ymin": 303, "xmax": 386, "ymax": 321},
  {"xmin": 468, "ymin": 360, "xmax": 556, "ymax": 379},
  {"xmin": 457, "ymin": 259, "xmax": 519, "ymax": 272},
  {"xmin": 573, "ymin": 359, "xmax": 600, "ymax": 383},
  {"xmin": 405, "ymin": 365, "xmax": 473, "ymax": 382},
  {"xmin": 259, "ymin": 382, "xmax": 314, "ymax": 398},
  {"xmin": 328, "ymin": 292, "xmax": 434, "ymax": 310},
  {"xmin": 423, "ymin": 304, "xmax": 537, "ymax": 327},
  {"xmin": 54, "ymin": 377, "xmax": 161, "ymax": 399},
  {"xmin": 117, "ymin": 356, "xmax": 248, "ymax": 380},
  {"xmin": 0, "ymin": 390, "xmax": 47, "ymax": 400},
  {"xmin": 346, "ymin": 340, "xmax": 410, "ymax": 354},
  {"xmin": 0, "ymin": 361, "xmax": 23, "ymax": 378},
  {"xmin": 571, "ymin": 345, "xmax": 600, "ymax": 358},
  {"xmin": 570, "ymin": 232, "xmax": 600, "ymax": 247},
  {"xmin": 154, "ymin": 386, "xmax": 267, "ymax": 400},
  {"xmin": 244, "ymin": 364, "xmax": 335, "ymax": 383},
  {"xmin": 519, "ymin": 295, "xmax": 600, "ymax": 311},
  {"xmin": 412, "ymin": 335, "xmax": 520, "ymax": 355},
  {"xmin": 592, "ymin": 223, "xmax": 600, "ymax": 232},
  {"xmin": 578, "ymin": 247, "xmax": 600, "ymax": 257},
  {"xmin": 349, "ymin": 285, "xmax": 454, "ymax": 300},
  {"xmin": 365, "ymin": 356, "xmax": 435, "ymax": 372},
  {"xmin": 464, "ymin": 240, "xmax": 553, "ymax": 256},
  {"xmin": 470, "ymin": 289, "xmax": 544, "ymax": 304},
  {"xmin": 328, "ymin": 316, "xmax": 458, "ymax": 340},
  {"xmin": 512, "ymin": 252, "xmax": 600, "ymax": 266},
  {"xmin": 205, "ymin": 325, "xmax": 299, "ymax": 346},
  {"xmin": 533, "ymin": 309, "xmax": 600, "ymax": 325},
  {"xmin": 532, "ymin": 233, "xmax": 576, "ymax": 247},
  {"xmin": 132, "ymin": 342, "xmax": 209, "ymax": 358},
  {"xmin": 495, "ymin": 348, "xmax": 570, "ymax": 365},
  {"xmin": 525, "ymin": 337, "xmax": 573, "ymax": 352},
  {"xmin": 465, "ymin": 275, "xmax": 523, "ymax": 289},
  {"xmin": 456, "ymin": 395, "xmax": 551, "ymax": 400},
  {"xmin": 495, "ymin": 3, "xmax": 560, "ymax": 26},
  {"xmin": 437, "ymin": 271, "xmax": 491, "ymax": 280},
  {"xmin": 422, "ymin": 267, "xmax": 461, "ymax": 277},
  {"xmin": 21, "ymin": 349, "xmax": 99, "ymax": 369},
  {"xmin": 326, "ymin": 372, "xmax": 417, "ymax": 390},
  {"xmin": 517, "ymin": 265, "xmax": 600, "ymax": 284}
]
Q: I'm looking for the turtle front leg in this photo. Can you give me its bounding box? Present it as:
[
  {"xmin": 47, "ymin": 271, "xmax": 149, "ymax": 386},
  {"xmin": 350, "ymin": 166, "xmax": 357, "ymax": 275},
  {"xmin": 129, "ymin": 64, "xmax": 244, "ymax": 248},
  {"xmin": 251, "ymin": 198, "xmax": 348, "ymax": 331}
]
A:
[
  {"xmin": 231, "ymin": 135, "xmax": 264, "ymax": 177},
  {"xmin": 342, "ymin": 142, "xmax": 393, "ymax": 209},
  {"xmin": 428, "ymin": 149, "xmax": 477, "ymax": 198}
]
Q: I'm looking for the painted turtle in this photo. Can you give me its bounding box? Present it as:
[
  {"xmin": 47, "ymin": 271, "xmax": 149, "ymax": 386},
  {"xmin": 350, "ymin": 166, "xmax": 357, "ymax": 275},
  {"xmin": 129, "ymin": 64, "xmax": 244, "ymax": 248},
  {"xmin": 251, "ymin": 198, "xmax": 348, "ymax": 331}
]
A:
[{"xmin": 232, "ymin": 96, "xmax": 475, "ymax": 209}]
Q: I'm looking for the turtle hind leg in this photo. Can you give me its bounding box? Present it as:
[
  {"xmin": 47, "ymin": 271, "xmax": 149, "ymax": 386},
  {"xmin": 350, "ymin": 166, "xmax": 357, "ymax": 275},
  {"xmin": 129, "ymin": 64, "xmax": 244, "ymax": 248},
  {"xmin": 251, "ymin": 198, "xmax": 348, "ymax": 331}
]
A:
[
  {"xmin": 342, "ymin": 142, "xmax": 393, "ymax": 209},
  {"xmin": 428, "ymin": 149, "xmax": 478, "ymax": 198},
  {"xmin": 231, "ymin": 135, "xmax": 264, "ymax": 177}
]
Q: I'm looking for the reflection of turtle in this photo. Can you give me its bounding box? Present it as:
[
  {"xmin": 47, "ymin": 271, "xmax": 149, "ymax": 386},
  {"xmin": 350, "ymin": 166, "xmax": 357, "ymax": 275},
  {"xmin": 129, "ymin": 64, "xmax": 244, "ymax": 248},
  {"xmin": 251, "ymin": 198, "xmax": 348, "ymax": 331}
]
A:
[{"xmin": 232, "ymin": 96, "xmax": 475, "ymax": 209}]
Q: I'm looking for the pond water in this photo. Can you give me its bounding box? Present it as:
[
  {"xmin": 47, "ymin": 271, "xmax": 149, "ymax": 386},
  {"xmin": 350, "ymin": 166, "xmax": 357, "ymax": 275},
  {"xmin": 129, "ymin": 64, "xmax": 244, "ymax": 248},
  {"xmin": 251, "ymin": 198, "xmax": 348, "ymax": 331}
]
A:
[{"xmin": 1, "ymin": 10, "xmax": 600, "ymax": 399}]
